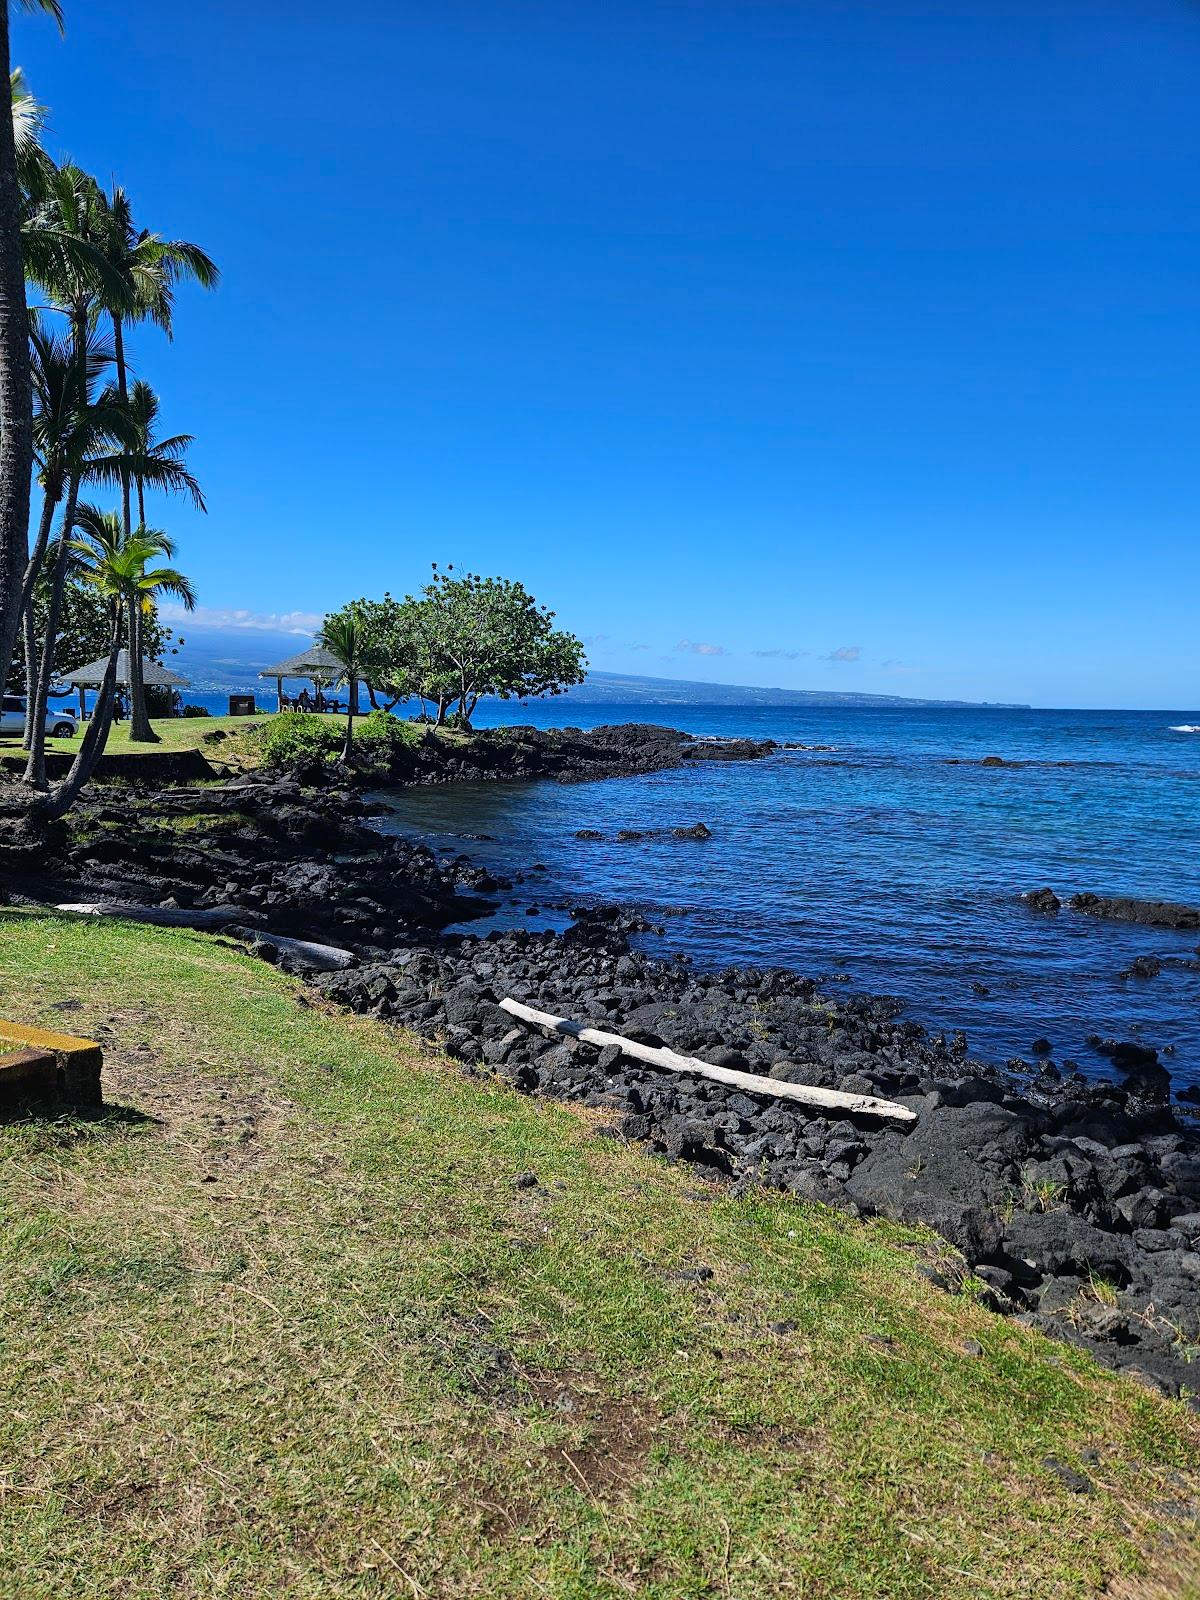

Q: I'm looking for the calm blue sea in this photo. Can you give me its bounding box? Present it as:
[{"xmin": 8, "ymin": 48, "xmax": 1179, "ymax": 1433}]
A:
[
  {"xmin": 182, "ymin": 693, "xmax": 1200, "ymax": 1085},
  {"xmin": 359, "ymin": 701, "xmax": 1200, "ymax": 1091}
]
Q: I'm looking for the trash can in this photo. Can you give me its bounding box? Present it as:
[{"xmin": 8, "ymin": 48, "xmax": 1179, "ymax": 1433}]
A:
[{"xmin": 228, "ymin": 694, "xmax": 257, "ymax": 716}]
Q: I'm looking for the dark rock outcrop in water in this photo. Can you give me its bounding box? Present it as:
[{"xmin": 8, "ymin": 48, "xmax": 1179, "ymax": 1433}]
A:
[
  {"xmin": 1069, "ymin": 893, "xmax": 1200, "ymax": 930},
  {"xmin": 1023, "ymin": 888, "xmax": 1062, "ymax": 914},
  {"xmin": 4, "ymin": 747, "xmax": 1198, "ymax": 1402},
  {"xmin": 371, "ymin": 723, "xmax": 774, "ymax": 788}
]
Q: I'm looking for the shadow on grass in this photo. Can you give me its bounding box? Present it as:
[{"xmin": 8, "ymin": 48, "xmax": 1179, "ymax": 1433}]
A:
[{"xmin": 0, "ymin": 1100, "xmax": 160, "ymax": 1145}]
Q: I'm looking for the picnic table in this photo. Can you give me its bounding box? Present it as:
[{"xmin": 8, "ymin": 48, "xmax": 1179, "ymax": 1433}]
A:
[{"xmin": 280, "ymin": 694, "xmax": 344, "ymax": 714}]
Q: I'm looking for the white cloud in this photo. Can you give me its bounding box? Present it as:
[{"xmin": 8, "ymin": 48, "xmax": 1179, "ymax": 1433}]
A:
[
  {"xmin": 160, "ymin": 604, "xmax": 321, "ymax": 636},
  {"xmin": 751, "ymin": 648, "xmax": 808, "ymax": 660},
  {"xmin": 823, "ymin": 644, "xmax": 862, "ymax": 663},
  {"xmin": 676, "ymin": 638, "xmax": 725, "ymax": 657}
]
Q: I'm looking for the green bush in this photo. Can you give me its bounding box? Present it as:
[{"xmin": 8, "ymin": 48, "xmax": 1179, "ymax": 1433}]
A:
[
  {"xmin": 180, "ymin": 704, "xmax": 212, "ymax": 718},
  {"xmin": 258, "ymin": 713, "xmax": 342, "ymax": 768},
  {"xmin": 355, "ymin": 708, "xmax": 421, "ymax": 755}
]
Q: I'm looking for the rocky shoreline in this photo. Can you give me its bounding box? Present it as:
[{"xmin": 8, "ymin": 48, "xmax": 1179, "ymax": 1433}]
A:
[
  {"xmin": 253, "ymin": 719, "xmax": 778, "ymax": 789},
  {"xmin": 2, "ymin": 723, "xmax": 1198, "ymax": 1402}
]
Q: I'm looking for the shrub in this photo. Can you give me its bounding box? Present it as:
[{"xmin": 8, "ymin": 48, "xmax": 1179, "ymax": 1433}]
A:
[
  {"xmin": 180, "ymin": 704, "xmax": 212, "ymax": 718},
  {"xmin": 258, "ymin": 713, "xmax": 342, "ymax": 768},
  {"xmin": 355, "ymin": 708, "xmax": 421, "ymax": 756}
]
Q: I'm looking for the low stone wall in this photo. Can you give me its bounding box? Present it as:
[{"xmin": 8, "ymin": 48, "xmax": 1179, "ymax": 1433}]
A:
[{"xmin": 0, "ymin": 748, "xmax": 217, "ymax": 784}]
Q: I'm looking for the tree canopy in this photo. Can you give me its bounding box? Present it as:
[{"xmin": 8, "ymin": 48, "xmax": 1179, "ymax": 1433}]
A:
[{"xmin": 324, "ymin": 569, "xmax": 586, "ymax": 728}]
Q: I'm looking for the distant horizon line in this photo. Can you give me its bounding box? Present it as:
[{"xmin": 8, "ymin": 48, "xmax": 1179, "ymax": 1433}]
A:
[{"xmin": 156, "ymin": 622, "xmax": 1195, "ymax": 713}]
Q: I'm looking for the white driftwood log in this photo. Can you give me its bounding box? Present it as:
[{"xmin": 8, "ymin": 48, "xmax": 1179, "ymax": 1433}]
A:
[
  {"xmin": 499, "ymin": 997, "xmax": 917, "ymax": 1124},
  {"xmin": 54, "ymin": 903, "xmax": 356, "ymax": 971},
  {"xmin": 55, "ymin": 900, "xmax": 255, "ymax": 931}
]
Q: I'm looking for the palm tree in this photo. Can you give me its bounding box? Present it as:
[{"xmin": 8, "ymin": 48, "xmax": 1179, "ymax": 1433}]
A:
[
  {"xmin": 95, "ymin": 188, "xmax": 214, "ymax": 742},
  {"xmin": 35, "ymin": 512, "xmax": 194, "ymax": 817},
  {"xmin": 16, "ymin": 163, "xmax": 132, "ymax": 770},
  {"xmin": 119, "ymin": 380, "xmax": 205, "ymax": 528},
  {"xmin": 318, "ymin": 613, "xmax": 367, "ymax": 763},
  {"xmin": 17, "ymin": 313, "xmax": 116, "ymax": 748},
  {"xmin": 20, "ymin": 340, "xmax": 191, "ymax": 778},
  {"xmin": 91, "ymin": 378, "xmax": 204, "ymax": 741},
  {"xmin": 0, "ymin": 1, "xmax": 63, "ymax": 706},
  {"xmin": 97, "ymin": 187, "xmax": 217, "ymax": 490}
]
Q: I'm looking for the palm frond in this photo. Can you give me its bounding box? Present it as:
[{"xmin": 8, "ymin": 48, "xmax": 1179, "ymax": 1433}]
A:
[
  {"xmin": 10, "ymin": 68, "xmax": 52, "ymax": 199},
  {"xmin": 137, "ymin": 567, "xmax": 197, "ymax": 611},
  {"xmin": 17, "ymin": 0, "xmax": 66, "ymax": 30}
]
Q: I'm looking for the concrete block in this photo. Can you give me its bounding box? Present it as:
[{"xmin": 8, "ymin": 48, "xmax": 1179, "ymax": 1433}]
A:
[
  {"xmin": 0, "ymin": 1022, "xmax": 104, "ymax": 1108},
  {"xmin": 0, "ymin": 1047, "xmax": 59, "ymax": 1105}
]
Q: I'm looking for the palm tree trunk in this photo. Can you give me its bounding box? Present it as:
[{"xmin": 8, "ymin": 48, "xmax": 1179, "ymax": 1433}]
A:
[
  {"xmin": 22, "ymin": 600, "xmax": 36, "ymax": 700},
  {"xmin": 113, "ymin": 315, "xmax": 132, "ymax": 537},
  {"xmin": 127, "ymin": 599, "xmax": 156, "ymax": 741},
  {"xmin": 24, "ymin": 476, "xmax": 79, "ymax": 784},
  {"xmin": 18, "ymin": 488, "xmax": 59, "ymax": 629},
  {"xmin": 341, "ymin": 668, "xmax": 357, "ymax": 762},
  {"xmin": 16, "ymin": 491, "xmax": 57, "ymax": 737},
  {"xmin": 41, "ymin": 605, "xmax": 122, "ymax": 820},
  {"xmin": 0, "ymin": 9, "xmax": 35, "ymax": 705},
  {"xmin": 113, "ymin": 321, "xmax": 155, "ymax": 744}
]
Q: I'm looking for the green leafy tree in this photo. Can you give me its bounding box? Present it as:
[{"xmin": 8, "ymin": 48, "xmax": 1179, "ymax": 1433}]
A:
[
  {"xmin": 417, "ymin": 567, "xmax": 586, "ymax": 727},
  {"xmin": 325, "ymin": 574, "xmax": 587, "ymax": 729},
  {"xmin": 323, "ymin": 594, "xmax": 417, "ymax": 711}
]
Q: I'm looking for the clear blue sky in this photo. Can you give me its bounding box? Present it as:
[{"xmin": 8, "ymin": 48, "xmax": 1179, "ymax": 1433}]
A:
[{"xmin": 14, "ymin": 0, "xmax": 1200, "ymax": 707}]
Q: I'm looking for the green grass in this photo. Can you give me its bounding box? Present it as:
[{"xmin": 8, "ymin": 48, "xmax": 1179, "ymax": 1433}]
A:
[
  {"xmin": 1, "ymin": 908, "xmax": 1197, "ymax": 1599},
  {"xmin": 0, "ymin": 712, "xmax": 284, "ymax": 763},
  {"xmin": 1, "ymin": 709, "xmax": 435, "ymax": 767}
]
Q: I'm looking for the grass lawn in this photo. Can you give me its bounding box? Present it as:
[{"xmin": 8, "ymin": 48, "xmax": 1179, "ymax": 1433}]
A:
[
  {"xmin": 1, "ymin": 908, "xmax": 1197, "ymax": 1599},
  {"xmin": 0, "ymin": 712, "xmax": 291, "ymax": 764}
]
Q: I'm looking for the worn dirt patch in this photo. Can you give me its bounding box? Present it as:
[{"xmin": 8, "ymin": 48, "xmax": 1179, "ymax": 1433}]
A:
[
  {"xmin": 463, "ymin": 1363, "xmax": 664, "ymax": 1538},
  {"xmin": 71, "ymin": 1004, "xmax": 299, "ymax": 1178}
]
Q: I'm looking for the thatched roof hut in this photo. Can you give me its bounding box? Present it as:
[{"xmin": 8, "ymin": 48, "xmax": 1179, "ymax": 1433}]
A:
[
  {"xmin": 259, "ymin": 645, "xmax": 346, "ymax": 710},
  {"xmin": 258, "ymin": 645, "xmax": 345, "ymax": 681},
  {"xmin": 61, "ymin": 651, "xmax": 190, "ymax": 688},
  {"xmin": 59, "ymin": 652, "xmax": 190, "ymax": 717}
]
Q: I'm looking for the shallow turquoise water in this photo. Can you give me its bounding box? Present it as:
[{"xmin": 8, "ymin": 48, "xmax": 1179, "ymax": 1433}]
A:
[{"xmin": 371, "ymin": 703, "xmax": 1200, "ymax": 1090}]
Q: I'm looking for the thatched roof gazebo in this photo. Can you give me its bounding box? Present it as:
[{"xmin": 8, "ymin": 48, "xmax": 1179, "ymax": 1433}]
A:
[
  {"xmin": 259, "ymin": 645, "xmax": 346, "ymax": 711},
  {"xmin": 61, "ymin": 652, "xmax": 189, "ymax": 717}
]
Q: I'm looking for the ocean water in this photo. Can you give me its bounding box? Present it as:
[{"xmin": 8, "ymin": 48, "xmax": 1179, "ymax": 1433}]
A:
[{"xmin": 364, "ymin": 703, "xmax": 1200, "ymax": 1091}]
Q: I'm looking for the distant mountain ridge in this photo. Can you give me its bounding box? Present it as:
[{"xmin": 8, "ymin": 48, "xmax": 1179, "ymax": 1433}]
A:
[
  {"xmin": 169, "ymin": 628, "xmax": 1027, "ymax": 709},
  {"xmin": 561, "ymin": 670, "xmax": 1029, "ymax": 710}
]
